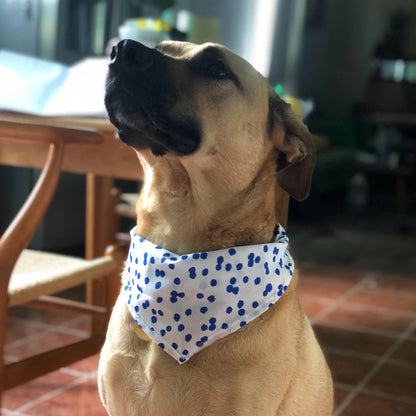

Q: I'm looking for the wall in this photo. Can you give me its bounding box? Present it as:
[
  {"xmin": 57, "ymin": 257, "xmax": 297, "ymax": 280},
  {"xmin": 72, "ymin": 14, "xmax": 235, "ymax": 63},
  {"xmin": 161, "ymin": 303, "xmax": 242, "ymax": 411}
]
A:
[
  {"xmin": 174, "ymin": 0, "xmax": 256, "ymax": 60},
  {"xmin": 0, "ymin": 0, "xmax": 41, "ymax": 54},
  {"xmin": 174, "ymin": 0, "xmax": 284, "ymax": 76}
]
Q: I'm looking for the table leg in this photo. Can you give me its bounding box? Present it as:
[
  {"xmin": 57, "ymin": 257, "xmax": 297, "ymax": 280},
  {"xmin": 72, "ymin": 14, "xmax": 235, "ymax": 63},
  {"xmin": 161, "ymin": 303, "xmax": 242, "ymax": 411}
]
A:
[
  {"xmin": 85, "ymin": 173, "xmax": 120, "ymax": 335},
  {"xmin": 85, "ymin": 173, "xmax": 119, "ymax": 258}
]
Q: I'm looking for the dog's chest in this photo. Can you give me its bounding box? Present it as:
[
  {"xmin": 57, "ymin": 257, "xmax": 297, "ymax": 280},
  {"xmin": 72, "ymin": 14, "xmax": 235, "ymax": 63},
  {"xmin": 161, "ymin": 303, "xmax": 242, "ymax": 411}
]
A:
[
  {"xmin": 127, "ymin": 367, "xmax": 276, "ymax": 416},
  {"xmin": 119, "ymin": 358, "xmax": 216, "ymax": 416},
  {"xmin": 120, "ymin": 338, "xmax": 286, "ymax": 416}
]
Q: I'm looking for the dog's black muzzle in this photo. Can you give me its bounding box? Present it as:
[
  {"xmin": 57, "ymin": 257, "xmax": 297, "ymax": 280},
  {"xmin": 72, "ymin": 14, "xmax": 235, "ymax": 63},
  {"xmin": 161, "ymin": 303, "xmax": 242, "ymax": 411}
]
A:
[
  {"xmin": 111, "ymin": 39, "xmax": 156, "ymax": 72},
  {"xmin": 105, "ymin": 40, "xmax": 201, "ymax": 156}
]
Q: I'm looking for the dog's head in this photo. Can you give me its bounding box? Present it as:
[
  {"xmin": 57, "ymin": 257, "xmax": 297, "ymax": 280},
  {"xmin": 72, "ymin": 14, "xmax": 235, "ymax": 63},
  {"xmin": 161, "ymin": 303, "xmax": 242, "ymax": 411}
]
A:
[{"xmin": 105, "ymin": 39, "xmax": 314, "ymax": 201}]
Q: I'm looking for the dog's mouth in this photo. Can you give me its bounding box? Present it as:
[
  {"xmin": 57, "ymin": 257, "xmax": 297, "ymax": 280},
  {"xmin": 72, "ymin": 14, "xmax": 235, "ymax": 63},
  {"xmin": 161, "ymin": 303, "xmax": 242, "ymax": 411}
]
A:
[
  {"xmin": 105, "ymin": 40, "xmax": 201, "ymax": 157},
  {"xmin": 105, "ymin": 85, "xmax": 200, "ymax": 156}
]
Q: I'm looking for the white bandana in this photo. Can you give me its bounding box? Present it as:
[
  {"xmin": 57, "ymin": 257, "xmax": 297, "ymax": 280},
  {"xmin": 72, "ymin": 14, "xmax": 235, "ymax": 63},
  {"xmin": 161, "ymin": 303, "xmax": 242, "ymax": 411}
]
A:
[{"xmin": 124, "ymin": 225, "xmax": 294, "ymax": 364}]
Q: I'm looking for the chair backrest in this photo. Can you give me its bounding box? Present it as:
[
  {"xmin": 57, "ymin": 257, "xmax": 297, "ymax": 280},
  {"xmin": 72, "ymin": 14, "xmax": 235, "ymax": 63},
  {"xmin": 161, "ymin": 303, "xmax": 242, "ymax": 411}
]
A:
[{"xmin": 0, "ymin": 120, "xmax": 102, "ymax": 304}]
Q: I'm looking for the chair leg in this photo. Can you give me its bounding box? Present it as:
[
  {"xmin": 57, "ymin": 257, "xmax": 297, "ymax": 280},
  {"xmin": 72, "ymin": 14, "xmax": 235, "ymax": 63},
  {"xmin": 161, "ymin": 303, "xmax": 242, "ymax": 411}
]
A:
[
  {"xmin": 105, "ymin": 244, "xmax": 125, "ymax": 318},
  {"xmin": 85, "ymin": 177, "xmax": 120, "ymax": 259},
  {"xmin": 87, "ymin": 278, "xmax": 108, "ymax": 337},
  {"xmin": 0, "ymin": 357, "xmax": 4, "ymax": 414},
  {"xmin": 85, "ymin": 183, "xmax": 124, "ymax": 336},
  {"xmin": 0, "ymin": 300, "xmax": 9, "ymax": 414},
  {"xmin": 86, "ymin": 244, "xmax": 125, "ymax": 337}
]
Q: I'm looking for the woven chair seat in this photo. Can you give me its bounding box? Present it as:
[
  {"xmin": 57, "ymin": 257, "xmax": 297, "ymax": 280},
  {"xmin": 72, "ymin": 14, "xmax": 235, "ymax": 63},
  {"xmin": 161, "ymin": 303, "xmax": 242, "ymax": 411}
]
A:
[{"xmin": 9, "ymin": 249, "xmax": 116, "ymax": 306}]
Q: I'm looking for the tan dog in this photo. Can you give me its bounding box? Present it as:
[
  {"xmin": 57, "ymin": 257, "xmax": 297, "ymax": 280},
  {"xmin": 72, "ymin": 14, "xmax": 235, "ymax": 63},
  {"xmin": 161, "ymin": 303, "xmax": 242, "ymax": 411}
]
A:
[{"xmin": 99, "ymin": 40, "xmax": 333, "ymax": 415}]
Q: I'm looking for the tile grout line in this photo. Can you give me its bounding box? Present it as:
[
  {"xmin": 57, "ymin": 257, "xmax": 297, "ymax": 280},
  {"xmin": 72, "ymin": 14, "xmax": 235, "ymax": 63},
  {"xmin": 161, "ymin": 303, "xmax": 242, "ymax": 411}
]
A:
[
  {"xmin": 334, "ymin": 378, "xmax": 416, "ymax": 407},
  {"xmin": 60, "ymin": 366, "xmax": 98, "ymax": 378},
  {"xmin": 303, "ymin": 292, "xmax": 416, "ymax": 320},
  {"xmin": 316, "ymin": 320, "xmax": 412, "ymax": 339},
  {"xmin": 8, "ymin": 315, "xmax": 86, "ymax": 332},
  {"xmin": 11, "ymin": 373, "xmax": 96, "ymax": 414},
  {"xmin": 2, "ymin": 411, "xmax": 31, "ymax": 416},
  {"xmin": 310, "ymin": 272, "xmax": 379, "ymax": 325},
  {"xmin": 386, "ymin": 357, "xmax": 416, "ymax": 369},
  {"xmin": 323, "ymin": 346, "xmax": 380, "ymax": 362},
  {"xmin": 4, "ymin": 327, "xmax": 87, "ymax": 352},
  {"xmin": 333, "ymin": 382, "xmax": 354, "ymax": 391},
  {"xmin": 360, "ymin": 388, "xmax": 416, "ymax": 406},
  {"xmin": 332, "ymin": 321, "xmax": 416, "ymax": 416},
  {"xmin": 5, "ymin": 317, "xmax": 88, "ymax": 351},
  {"xmin": 5, "ymin": 328, "xmax": 55, "ymax": 351},
  {"xmin": 1, "ymin": 410, "xmax": 31, "ymax": 416},
  {"xmin": 325, "ymin": 344, "xmax": 416, "ymax": 371},
  {"xmin": 40, "ymin": 324, "xmax": 89, "ymax": 338},
  {"xmin": 331, "ymin": 301, "xmax": 416, "ymax": 318}
]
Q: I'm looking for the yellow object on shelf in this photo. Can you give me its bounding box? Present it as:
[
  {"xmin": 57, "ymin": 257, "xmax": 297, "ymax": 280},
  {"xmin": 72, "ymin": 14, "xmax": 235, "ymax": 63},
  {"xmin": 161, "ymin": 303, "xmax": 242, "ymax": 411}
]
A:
[
  {"xmin": 119, "ymin": 18, "xmax": 171, "ymax": 47},
  {"xmin": 134, "ymin": 18, "xmax": 171, "ymax": 32}
]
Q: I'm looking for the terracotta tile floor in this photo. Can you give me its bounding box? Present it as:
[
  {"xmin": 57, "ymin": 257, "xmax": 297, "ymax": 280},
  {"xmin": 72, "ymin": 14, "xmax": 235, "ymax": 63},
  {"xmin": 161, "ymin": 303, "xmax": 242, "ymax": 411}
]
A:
[{"xmin": 2, "ymin": 266, "xmax": 415, "ymax": 415}]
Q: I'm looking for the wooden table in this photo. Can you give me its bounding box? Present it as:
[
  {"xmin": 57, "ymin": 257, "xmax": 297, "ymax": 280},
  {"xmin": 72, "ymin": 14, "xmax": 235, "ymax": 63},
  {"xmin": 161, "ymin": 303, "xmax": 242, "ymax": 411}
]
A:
[{"xmin": 0, "ymin": 112, "xmax": 142, "ymax": 259}]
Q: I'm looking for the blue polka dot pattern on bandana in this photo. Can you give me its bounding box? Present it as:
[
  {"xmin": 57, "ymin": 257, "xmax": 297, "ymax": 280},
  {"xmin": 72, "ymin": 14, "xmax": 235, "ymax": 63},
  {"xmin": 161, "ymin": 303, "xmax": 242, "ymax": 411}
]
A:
[{"xmin": 124, "ymin": 224, "xmax": 294, "ymax": 364}]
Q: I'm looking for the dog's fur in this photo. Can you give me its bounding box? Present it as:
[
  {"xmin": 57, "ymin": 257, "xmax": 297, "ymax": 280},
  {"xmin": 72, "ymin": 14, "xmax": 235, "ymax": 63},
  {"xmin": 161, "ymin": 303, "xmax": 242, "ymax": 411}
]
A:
[{"xmin": 99, "ymin": 40, "xmax": 333, "ymax": 415}]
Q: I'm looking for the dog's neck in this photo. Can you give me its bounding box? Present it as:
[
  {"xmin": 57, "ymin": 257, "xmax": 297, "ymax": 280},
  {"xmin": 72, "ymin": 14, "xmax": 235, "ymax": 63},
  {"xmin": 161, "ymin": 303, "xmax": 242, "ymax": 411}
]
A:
[{"xmin": 135, "ymin": 149, "xmax": 284, "ymax": 254}]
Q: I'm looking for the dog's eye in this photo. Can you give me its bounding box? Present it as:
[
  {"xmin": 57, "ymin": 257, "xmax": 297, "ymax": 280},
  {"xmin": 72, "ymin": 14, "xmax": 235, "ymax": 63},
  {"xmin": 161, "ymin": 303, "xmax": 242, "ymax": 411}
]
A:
[{"xmin": 204, "ymin": 62, "xmax": 230, "ymax": 79}]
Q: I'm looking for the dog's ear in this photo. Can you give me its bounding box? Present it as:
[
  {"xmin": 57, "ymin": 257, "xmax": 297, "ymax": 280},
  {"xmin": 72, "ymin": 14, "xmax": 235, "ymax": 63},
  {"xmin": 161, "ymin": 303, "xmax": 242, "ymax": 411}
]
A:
[{"xmin": 268, "ymin": 92, "xmax": 315, "ymax": 201}]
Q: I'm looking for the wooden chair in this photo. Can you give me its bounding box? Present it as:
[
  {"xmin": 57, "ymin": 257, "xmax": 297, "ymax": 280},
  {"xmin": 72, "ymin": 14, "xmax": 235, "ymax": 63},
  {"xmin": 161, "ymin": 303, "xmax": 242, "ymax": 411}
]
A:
[{"xmin": 0, "ymin": 120, "xmax": 124, "ymax": 410}]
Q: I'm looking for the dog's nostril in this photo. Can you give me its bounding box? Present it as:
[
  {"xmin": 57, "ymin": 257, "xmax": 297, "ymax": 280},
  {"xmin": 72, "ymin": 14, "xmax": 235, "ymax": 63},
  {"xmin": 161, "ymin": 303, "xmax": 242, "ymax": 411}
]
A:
[
  {"xmin": 110, "ymin": 46, "xmax": 117, "ymax": 62},
  {"xmin": 115, "ymin": 39, "xmax": 154, "ymax": 71}
]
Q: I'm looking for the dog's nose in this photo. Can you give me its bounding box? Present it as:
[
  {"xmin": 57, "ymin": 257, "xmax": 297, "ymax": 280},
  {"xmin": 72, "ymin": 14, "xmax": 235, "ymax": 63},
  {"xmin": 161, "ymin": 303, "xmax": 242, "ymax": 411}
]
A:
[{"xmin": 110, "ymin": 39, "xmax": 154, "ymax": 71}]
